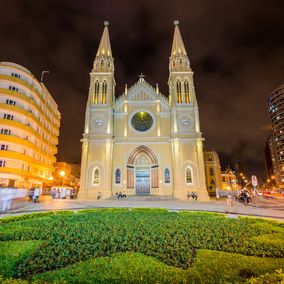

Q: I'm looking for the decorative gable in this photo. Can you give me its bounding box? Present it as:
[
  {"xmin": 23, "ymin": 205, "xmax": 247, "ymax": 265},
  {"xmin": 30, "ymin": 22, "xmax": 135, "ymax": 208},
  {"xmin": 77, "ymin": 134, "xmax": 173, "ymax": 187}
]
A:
[{"xmin": 115, "ymin": 79, "xmax": 170, "ymax": 113}]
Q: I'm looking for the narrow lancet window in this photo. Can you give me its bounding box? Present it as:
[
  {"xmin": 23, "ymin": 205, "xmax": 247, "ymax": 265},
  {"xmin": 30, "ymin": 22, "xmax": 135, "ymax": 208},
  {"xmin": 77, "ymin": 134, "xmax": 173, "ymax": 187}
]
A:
[
  {"xmin": 164, "ymin": 168, "xmax": 170, "ymax": 183},
  {"xmin": 115, "ymin": 168, "xmax": 121, "ymax": 184},
  {"xmin": 94, "ymin": 81, "xmax": 99, "ymax": 104},
  {"xmin": 184, "ymin": 80, "xmax": 190, "ymax": 103},
  {"xmin": 186, "ymin": 166, "xmax": 193, "ymax": 184},
  {"xmin": 176, "ymin": 80, "xmax": 182, "ymax": 103},
  {"xmin": 93, "ymin": 168, "xmax": 100, "ymax": 184},
  {"xmin": 102, "ymin": 80, "xmax": 107, "ymax": 104}
]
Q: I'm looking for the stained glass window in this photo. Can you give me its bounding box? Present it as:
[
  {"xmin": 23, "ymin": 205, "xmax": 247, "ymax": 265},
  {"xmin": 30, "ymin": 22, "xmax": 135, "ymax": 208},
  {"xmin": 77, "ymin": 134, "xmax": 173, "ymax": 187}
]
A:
[
  {"xmin": 165, "ymin": 168, "xmax": 170, "ymax": 183},
  {"xmin": 131, "ymin": 112, "xmax": 153, "ymax": 132},
  {"xmin": 186, "ymin": 166, "xmax": 192, "ymax": 184},
  {"xmin": 93, "ymin": 168, "xmax": 100, "ymax": 184},
  {"xmin": 115, "ymin": 168, "xmax": 121, "ymax": 184}
]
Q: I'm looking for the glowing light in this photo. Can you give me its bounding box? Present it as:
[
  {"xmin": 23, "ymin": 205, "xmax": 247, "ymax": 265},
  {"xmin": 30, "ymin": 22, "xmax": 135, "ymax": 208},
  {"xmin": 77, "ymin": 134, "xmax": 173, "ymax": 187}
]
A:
[{"xmin": 59, "ymin": 170, "xmax": 65, "ymax": 177}]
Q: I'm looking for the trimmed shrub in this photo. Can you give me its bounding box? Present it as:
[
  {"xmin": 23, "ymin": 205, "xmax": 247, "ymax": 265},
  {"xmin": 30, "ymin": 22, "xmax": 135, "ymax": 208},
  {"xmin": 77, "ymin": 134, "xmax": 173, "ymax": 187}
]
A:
[{"xmin": 0, "ymin": 210, "xmax": 283, "ymax": 280}]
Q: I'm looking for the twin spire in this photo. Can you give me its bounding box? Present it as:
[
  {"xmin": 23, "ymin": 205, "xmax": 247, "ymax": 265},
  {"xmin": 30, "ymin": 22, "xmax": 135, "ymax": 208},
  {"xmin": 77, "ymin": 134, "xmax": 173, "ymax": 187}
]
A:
[
  {"xmin": 93, "ymin": 20, "xmax": 190, "ymax": 73},
  {"xmin": 93, "ymin": 21, "xmax": 114, "ymax": 72},
  {"xmin": 171, "ymin": 20, "xmax": 187, "ymax": 57},
  {"xmin": 96, "ymin": 21, "xmax": 112, "ymax": 58}
]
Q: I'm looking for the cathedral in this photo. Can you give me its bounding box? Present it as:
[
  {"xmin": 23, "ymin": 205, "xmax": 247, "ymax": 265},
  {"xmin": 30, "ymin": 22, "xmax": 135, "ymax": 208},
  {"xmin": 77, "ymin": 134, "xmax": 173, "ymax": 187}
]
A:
[{"xmin": 79, "ymin": 21, "xmax": 209, "ymax": 201}]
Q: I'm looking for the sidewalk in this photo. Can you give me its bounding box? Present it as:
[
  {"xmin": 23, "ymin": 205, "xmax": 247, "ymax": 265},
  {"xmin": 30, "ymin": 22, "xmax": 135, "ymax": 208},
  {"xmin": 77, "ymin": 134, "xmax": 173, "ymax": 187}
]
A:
[{"xmin": 1, "ymin": 196, "xmax": 284, "ymax": 221}]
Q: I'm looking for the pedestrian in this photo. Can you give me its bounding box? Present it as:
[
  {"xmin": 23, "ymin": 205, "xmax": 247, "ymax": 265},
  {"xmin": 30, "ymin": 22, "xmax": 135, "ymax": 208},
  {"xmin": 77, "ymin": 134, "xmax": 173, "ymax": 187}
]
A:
[
  {"xmin": 97, "ymin": 192, "xmax": 102, "ymax": 200},
  {"xmin": 226, "ymin": 192, "xmax": 233, "ymax": 213},
  {"xmin": 216, "ymin": 188, "xmax": 220, "ymax": 199},
  {"xmin": 191, "ymin": 191, "xmax": 197, "ymax": 200},
  {"xmin": 33, "ymin": 187, "xmax": 40, "ymax": 203},
  {"xmin": 187, "ymin": 191, "xmax": 191, "ymax": 199},
  {"xmin": 55, "ymin": 189, "xmax": 60, "ymax": 199},
  {"xmin": 28, "ymin": 188, "xmax": 34, "ymax": 202}
]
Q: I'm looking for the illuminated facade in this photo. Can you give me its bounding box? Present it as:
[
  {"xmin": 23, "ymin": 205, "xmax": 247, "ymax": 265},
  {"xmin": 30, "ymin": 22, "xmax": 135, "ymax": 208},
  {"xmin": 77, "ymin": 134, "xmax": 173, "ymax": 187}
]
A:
[
  {"xmin": 204, "ymin": 151, "xmax": 222, "ymax": 194},
  {"xmin": 79, "ymin": 21, "xmax": 209, "ymax": 200},
  {"xmin": 267, "ymin": 83, "xmax": 284, "ymax": 187},
  {"xmin": 0, "ymin": 62, "xmax": 60, "ymax": 188},
  {"xmin": 221, "ymin": 168, "xmax": 238, "ymax": 191}
]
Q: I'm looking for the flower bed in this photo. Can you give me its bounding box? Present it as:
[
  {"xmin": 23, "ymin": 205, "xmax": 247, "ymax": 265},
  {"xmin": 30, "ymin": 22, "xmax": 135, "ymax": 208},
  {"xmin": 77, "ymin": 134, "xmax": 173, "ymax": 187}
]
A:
[{"xmin": 0, "ymin": 209, "xmax": 283, "ymax": 282}]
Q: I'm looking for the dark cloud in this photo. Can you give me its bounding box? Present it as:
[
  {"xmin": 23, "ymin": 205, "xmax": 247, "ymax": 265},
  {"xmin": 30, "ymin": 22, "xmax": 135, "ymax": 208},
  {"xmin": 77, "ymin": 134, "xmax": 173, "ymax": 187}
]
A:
[{"xmin": 1, "ymin": 0, "xmax": 283, "ymax": 179}]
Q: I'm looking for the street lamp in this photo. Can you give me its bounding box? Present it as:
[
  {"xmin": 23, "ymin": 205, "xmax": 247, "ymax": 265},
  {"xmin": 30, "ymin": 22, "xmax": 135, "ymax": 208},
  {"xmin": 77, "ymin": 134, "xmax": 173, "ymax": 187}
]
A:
[{"xmin": 59, "ymin": 171, "xmax": 65, "ymax": 187}]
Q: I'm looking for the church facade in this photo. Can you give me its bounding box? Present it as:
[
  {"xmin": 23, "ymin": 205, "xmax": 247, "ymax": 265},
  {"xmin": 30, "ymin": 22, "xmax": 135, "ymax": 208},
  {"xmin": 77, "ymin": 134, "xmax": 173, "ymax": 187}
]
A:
[{"xmin": 79, "ymin": 21, "xmax": 209, "ymax": 201}]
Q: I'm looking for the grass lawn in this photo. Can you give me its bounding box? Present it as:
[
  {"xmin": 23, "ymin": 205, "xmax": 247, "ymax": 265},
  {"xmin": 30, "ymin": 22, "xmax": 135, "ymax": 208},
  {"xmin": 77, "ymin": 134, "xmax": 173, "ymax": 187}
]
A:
[{"xmin": 0, "ymin": 209, "xmax": 283, "ymax": 283}]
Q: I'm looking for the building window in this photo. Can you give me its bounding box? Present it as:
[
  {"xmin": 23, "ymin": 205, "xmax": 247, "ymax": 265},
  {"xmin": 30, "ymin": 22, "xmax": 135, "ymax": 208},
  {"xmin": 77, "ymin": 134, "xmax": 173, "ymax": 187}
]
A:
[
  {"xmin": 115, "ymin": 168, "xmax": 121, "ymax": 184},
  {"xmin": 185, "ymin": 166, "xmax": 193, "ymax": 184},
  {"xmin": 176, "ymin": 80, "xmax": 182, "ymax": 103},
  {"xmin": 6, "ymin": 99, "xmax": 16, "ymax": 106},
  {"xmin": 1, "ymin": 129, "xmax": 11, "ymax": 135},
  {"xmin": 0, "ymin": 160, "xmax": 6, "ymax": 167},
  {"xmin": 164, "ymin": 168, "xmax": 170, "ymax": 183},
  {"xmin": 9, "ymin": 86, "xmax": 18, "ymax": 91},
  {"xmin": 11, "ymin": 73, "xmax": 20, "ymax": 79},
  {"xmin": 0, "ymin": 145, "xmax": 8, "ymax": 151},
  {"xmin": 209, "ymin": 167, "xmax": 214, "ymax": 176},
  {"xmin": 93, "ymin": 168, "xmax": 100, "ymax": 185},
  {"xmin": 4, "ymin": 114, "xmax": 14, "ymax": 120},
  {"xmin": 102, "ymin": 80, "xmax": 107, "ymax": 104},
  {"xmin": 94, "ymin": 80, "xmax": 99, "ymax": 104},
  {"xmin": 184, "ymin": 80, "xmax": 190, "ymax": 103}
]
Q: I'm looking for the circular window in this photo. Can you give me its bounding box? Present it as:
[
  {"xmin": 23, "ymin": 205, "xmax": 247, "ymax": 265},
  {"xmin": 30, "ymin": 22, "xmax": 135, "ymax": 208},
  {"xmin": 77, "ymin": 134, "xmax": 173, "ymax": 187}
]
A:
[{"xmin": 131, "ymin": 111, "xmax": 153, "ymax": 132}]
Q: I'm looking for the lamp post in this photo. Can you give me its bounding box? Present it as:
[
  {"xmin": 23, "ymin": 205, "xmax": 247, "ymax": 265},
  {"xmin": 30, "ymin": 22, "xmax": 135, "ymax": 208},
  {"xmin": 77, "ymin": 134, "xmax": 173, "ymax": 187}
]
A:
[{"xmin": 59, "ymin": 171, "xmax": 65, "ymax": 187}]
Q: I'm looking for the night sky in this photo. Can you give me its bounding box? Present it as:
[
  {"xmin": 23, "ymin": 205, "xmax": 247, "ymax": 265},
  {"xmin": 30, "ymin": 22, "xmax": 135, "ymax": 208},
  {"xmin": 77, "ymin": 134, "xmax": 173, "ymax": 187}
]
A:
[{"xmin": 1, "ymin": 0, "xmax": 283, "ymax": 179}]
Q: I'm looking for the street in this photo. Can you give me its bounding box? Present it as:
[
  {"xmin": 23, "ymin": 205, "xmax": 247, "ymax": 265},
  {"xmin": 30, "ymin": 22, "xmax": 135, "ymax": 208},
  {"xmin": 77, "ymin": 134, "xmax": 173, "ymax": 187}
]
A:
[{"xmin": 1, "ymin": 194, "xmax": 284, "ymax": 221}]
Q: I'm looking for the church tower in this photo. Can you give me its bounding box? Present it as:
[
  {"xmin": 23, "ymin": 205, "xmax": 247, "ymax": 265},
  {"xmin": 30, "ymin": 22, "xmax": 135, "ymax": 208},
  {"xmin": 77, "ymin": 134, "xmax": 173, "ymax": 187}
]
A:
[
  {"xmin": 79, "ymin": 21, "xmax": 115, "ymax": 199},
  {"xmin": 168, "ymin": 21, "xmax": 209, "ymax": 200}
]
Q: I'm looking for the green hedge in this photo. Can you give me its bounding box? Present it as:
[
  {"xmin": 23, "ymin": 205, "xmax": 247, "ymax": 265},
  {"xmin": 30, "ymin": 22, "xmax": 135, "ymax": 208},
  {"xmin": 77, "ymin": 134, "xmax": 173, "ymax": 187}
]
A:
[
  {"xmin": 0, "ymin": 241, "xmax": 41, "ymax": 277},
  {"xmin": 0, "ymin": 211, "xmax": 283, "ymax": 279},
  {"xmin": 247, "ymin": 269, "xmax": 284, "ymax": 284},
  {"xmin": 0, "ymin": 211, "xmax": 74, "ymax": 224},
  {"xmin": 33, "ymin": 252, "xmax": 188, "ymax": 284},
  {"xmin": 188, "ymin": 250, "xmax": 284, "ymax": 283}
]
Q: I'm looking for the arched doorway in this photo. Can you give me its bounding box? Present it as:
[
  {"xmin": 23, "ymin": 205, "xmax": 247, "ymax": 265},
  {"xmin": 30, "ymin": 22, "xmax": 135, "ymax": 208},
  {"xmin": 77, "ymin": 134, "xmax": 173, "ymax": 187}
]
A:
[{"xmin": 127, "ymin": 146, "xmax": 159, "ymax": 195}]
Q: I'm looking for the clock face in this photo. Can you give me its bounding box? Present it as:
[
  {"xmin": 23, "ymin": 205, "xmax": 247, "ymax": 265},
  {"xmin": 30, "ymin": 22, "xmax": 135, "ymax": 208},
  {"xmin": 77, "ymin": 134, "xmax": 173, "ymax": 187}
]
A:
[
  {"xmin": 96, "ymin": 118, "xmax": 103, "ymax": 126},
  {"xmin": 131, "ymin": 111, "xmax": 153, "ymax": 132},
  {"xmin": 93, "ymin": 117, "xmax": 105, "ymax": 128},
  {"xmin": 178, "ymin": 116, "xmax": 192, "ymax": 128},
  {"xmin": 182, "ymin": 119, "xmax": 189, "ymax": 126}
]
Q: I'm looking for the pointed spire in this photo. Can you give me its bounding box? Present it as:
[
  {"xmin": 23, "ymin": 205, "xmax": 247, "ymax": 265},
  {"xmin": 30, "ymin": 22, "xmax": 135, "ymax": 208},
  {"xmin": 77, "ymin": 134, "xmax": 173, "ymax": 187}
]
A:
[
  {"xmin": 96, "ymin": 21, "xmax": 112, "ymax": 57},
  {"xmin": 169, "ymin": 20, "xmax": 190, "ymax": 72},
  {"xmin": 93, "ymin": 21, "xmax": 114, "ymax": 72},
  {"xmin": 171, "ymin": 20, "xmax": 187, "ymax": 57}
]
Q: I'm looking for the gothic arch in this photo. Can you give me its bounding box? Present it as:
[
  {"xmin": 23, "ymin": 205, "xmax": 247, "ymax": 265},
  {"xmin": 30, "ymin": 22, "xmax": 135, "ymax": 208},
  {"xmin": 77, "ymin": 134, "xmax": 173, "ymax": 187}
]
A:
[
  {"xmin": 127, "ymin": 145, "xmax": 158, "ymax": 166},
  {"xmin": 127, "ymin": 145, "xmax": 159, "ymax": 190}
]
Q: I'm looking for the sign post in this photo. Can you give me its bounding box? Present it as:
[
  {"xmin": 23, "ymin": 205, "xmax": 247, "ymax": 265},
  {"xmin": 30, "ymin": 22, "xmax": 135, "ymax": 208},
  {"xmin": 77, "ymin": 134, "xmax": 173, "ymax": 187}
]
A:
[{"xmin": 251, "ymin": 175, "xmax": 258, "ymax": 204}]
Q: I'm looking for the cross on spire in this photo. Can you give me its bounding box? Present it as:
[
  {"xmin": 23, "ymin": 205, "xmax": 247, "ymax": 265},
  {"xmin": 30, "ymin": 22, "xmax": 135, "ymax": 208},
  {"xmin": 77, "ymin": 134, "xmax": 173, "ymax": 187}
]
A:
[{"xmin": 138, "ymin": 73, "xmax": 145, "ymax": 82}]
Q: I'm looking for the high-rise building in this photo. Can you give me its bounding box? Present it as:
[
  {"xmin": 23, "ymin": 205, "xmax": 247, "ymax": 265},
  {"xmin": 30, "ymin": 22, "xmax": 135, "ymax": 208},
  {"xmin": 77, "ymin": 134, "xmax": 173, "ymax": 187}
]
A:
[
  {"xmin": 79, "ymin": 21, "xmax": 209, "ymax": 200},
  {"xmin": 0, "ymin": 62, "xmax": 60, "ymax": 188},
  {"xmin": 204, "ymin": 151, "xmax": 222, "ymax": 194},
  {"xmin": 267, "ymin": 83, "xmax": 284, "ymax": 187},
  {"xmin": 264, "ymin": 135, "xmax": 277, "ymax": 183}
]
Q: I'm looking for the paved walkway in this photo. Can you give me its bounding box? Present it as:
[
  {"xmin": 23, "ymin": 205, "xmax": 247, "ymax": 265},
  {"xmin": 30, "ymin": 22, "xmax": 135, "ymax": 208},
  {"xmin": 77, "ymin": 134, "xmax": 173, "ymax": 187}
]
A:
[{"xmin": 1, "ymin": 195, "xmax": 284, "ymax": 221}]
